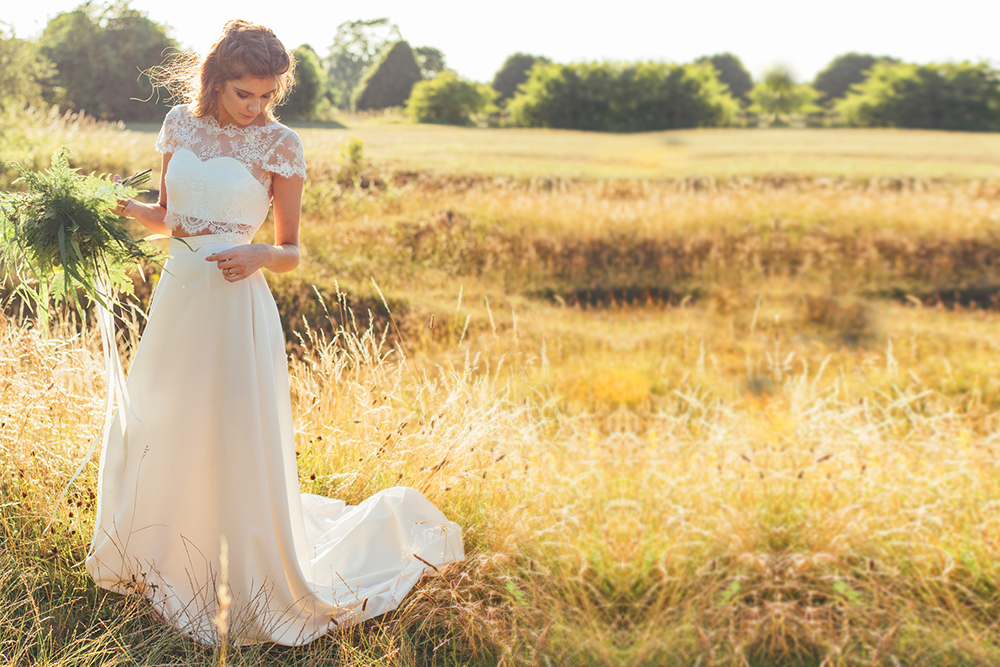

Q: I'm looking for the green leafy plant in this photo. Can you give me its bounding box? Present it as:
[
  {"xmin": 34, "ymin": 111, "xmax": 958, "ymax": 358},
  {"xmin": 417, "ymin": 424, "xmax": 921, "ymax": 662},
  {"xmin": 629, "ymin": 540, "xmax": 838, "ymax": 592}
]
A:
[
  {"xmin": 835, "ymin": 61, "xmax": 1000, "ymax": 131},
  {"xmin": 406, "ymin": 71, "xmax": 497, "ymax": 126},
  {"xmin": 506, "ymin": 60, "xmax": 738, "ymax": 132},
  {"xmin": 747, "ymin": 66, "xmax": 821, "ymax": 127},
  {"xmin": 0, "ymin": 147, "xmax": 163, "ymax": 328}
]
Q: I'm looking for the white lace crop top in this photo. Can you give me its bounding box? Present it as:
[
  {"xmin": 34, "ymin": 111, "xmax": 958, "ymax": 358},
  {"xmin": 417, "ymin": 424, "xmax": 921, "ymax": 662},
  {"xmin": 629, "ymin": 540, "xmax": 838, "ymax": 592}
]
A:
[{"xmin": 154, "ymin": 104, "xmax": 307, "ymax": 242}]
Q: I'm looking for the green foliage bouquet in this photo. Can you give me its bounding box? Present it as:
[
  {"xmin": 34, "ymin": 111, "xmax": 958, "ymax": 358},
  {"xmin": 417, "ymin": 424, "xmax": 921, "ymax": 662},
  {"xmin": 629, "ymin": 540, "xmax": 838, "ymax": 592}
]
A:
[{"xmin": 0, "ymin": 148, "xmax": 164, "ymax": 328}]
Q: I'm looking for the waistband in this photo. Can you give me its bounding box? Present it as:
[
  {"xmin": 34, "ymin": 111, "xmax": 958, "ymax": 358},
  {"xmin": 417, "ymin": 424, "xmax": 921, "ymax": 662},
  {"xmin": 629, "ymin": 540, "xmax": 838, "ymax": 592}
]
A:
[{"xmin": 169, "ymin": 234, "xmax": 249, "ymax": 251}]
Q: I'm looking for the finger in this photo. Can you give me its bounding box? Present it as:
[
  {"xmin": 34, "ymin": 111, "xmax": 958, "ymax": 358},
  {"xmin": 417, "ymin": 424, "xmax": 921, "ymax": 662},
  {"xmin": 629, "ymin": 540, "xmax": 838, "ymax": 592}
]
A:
[{"xmin": 205, "ymin": 251, "xmax": 231, "ymax": 262}]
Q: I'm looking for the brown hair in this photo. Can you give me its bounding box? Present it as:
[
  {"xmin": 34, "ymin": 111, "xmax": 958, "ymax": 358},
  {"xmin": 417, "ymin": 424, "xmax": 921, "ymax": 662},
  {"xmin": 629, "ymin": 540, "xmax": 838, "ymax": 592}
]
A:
[{"xmin": 154, "ymin": 20, "xmax": 296, "ymax": 121}]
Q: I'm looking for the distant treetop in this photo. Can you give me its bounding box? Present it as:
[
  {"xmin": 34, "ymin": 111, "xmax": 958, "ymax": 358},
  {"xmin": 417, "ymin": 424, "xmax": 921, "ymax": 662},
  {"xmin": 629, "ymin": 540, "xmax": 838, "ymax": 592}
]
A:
[
  {"xmin": 696, "ymin": 53, "xmax": 754, "ymax": 103},
  {"xmin": 748, "ymin": 66, "xmax": 820, "ymax": 127},
  {"xmin": 325, "ymin": 18, "xmax": 402, "ymax": 109},
  {"xmin": 835, "ymin": 61, "xmax": 1000, "ymax": 132},
  {"xmin": 352, "ymin": 40, "xmax": 423, "ymax": 112},
  {"xmin": 414, "ymin": 46, "xmax": 446, "ymax": 80},
  {"xmin": 39, "ymin": 2, "xmax": 176, "ymax": 120},
  {"xmin": 492, "ymin": 53, "xmax": 552, "ymax": 106},
  {"xmin": 281, "ymin": 44, "xmax": 326, "ymax": 120},
  {"xmin": 813, "ymin": 53, "xmax": 898, "ymax": 106}
]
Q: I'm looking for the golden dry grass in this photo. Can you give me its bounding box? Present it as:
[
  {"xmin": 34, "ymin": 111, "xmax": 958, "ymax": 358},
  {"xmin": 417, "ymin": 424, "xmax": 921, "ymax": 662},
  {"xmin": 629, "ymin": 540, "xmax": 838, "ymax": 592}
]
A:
[
  {"xmin": 7, "ymin": 107, "xmax": 1000, "ymax": 665},
  {"xmin": 8, "ymin": 297, "xmax": 1000, "ymax": 664}
]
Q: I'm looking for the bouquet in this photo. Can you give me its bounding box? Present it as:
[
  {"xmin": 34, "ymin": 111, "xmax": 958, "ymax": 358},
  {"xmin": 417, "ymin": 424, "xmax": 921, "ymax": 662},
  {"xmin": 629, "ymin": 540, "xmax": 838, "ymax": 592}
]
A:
[
  {"xmin": 0, "ymin": 147, "xmax": 164, "ymax": 328},
  {"xmin": 1, "ymin": 148, "xmax": 166, "ymax": 537}
]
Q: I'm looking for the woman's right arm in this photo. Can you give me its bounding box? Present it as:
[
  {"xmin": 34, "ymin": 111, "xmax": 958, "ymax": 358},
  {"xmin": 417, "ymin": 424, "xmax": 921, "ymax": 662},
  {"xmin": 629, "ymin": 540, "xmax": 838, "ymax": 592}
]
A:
[{"xmin": 117, "ymin": 152, "xmax": 171, "ymax": 235}]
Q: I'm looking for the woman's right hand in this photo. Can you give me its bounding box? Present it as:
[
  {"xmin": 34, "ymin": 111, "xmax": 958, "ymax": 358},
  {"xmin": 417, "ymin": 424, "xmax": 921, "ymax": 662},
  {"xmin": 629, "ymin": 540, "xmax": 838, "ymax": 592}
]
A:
[{"xmin": 110, "ymin": 174, "xmax": 135, "ymax": 217}]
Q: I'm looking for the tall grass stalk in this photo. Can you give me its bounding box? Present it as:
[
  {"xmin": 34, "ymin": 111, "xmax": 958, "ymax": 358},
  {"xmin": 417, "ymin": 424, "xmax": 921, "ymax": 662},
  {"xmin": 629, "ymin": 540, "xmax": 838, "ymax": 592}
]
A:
[{"xmin": 6, "ymin": 298, "xmax": 1000, "ymax": 663}]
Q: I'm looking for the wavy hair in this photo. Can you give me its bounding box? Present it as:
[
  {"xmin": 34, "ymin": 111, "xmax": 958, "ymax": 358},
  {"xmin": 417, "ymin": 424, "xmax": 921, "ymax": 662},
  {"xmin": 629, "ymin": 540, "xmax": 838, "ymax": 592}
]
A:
[{"xmin": 152, "ymin": 20, "xmax": 296, "ymax": 121}]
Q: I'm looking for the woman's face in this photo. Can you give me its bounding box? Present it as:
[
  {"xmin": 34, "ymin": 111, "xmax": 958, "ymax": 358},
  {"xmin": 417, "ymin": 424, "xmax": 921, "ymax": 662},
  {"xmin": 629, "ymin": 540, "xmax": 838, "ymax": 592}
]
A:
[{"xmin": 214, "ymin": 76, "xmax": 279, "ymax": 127}]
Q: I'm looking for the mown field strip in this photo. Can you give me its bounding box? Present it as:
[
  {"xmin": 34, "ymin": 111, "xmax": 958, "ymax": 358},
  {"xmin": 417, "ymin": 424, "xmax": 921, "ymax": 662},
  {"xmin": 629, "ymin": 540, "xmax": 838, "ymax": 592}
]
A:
[{"xmin": 114, "ymin": 122, "xmax": 1000, "ymax": 180}]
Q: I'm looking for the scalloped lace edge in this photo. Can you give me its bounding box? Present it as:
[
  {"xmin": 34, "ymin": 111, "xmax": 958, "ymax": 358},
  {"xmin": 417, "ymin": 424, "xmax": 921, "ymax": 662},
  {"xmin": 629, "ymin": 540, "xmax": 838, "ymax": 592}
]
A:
[{"xmin": 165, "ymin": 213, "xmax": 254, "ymax": 242}]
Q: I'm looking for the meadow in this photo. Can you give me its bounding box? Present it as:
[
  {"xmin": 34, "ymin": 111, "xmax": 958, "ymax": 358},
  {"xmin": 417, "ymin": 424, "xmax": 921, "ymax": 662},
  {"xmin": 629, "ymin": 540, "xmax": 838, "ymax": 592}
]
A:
[{"xmin": 4, "ymin": 107, "xmax": 1000, "ymax": 665}]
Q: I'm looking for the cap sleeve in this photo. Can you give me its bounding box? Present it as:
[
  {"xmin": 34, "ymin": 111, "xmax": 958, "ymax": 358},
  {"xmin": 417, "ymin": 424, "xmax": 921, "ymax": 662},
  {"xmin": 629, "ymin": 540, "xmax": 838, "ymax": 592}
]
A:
[
  {"xmin": 154, "ymin": 105, "xmax": 185, "ymax": 154},
  {"xmin": 262, "ymin": 128, "xmax": 306, "ymax": 179}
]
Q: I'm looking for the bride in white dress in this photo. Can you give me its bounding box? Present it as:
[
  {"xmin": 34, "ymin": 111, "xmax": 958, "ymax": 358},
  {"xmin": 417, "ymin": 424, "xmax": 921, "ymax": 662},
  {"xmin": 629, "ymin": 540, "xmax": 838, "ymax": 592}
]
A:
[{"xmin": 87, "ymin": 20, "xmax": 464, "ymax": 645}]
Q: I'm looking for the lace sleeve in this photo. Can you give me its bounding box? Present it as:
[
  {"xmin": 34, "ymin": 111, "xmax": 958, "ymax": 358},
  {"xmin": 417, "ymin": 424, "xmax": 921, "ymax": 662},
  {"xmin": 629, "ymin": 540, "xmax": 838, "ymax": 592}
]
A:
[
  {"xmin": 154, "ymin": 106, "xmax": 184, "ymax": 154},
  {"xmin": 261, "ymin": 128, "xmax": 306, "ymax": 179}
]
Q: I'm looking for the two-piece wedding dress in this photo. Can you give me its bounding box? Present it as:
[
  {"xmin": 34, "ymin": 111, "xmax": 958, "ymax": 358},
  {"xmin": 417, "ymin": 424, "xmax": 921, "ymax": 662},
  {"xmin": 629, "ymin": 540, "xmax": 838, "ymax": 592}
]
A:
[{"xmin": 83, "ymin": 104, "xmax": 464, "ymax": 645}]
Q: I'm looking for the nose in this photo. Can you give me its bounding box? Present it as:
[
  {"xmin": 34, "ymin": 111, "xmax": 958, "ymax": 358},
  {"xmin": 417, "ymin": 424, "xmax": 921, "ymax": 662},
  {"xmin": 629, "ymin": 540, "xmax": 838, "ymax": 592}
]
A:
[{"xmin": 248, "ymin": 98, "xmax": 260, "ymax": 112}]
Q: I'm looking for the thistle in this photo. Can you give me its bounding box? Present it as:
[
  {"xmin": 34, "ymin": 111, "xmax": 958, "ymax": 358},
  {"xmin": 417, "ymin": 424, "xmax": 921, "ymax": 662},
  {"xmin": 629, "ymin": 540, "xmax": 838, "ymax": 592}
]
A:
[{"xmin": 0, "ymin": 147, "xmax": 164, "ymax": 329}]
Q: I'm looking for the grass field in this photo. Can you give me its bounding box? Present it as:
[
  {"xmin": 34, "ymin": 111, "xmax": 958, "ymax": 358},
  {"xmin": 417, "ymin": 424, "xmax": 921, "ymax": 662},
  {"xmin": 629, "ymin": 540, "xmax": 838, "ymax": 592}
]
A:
[
  {"xmin": 119, "ymin": 113, "xmax": 1000, "ymax": 179},
  {"xmin": 4, "ymin": 108, "xmax": 1000, "ymax": 665},
  {"xmin": 293, "ymin": 125, "xmax": 1000, "ymax": 179}
]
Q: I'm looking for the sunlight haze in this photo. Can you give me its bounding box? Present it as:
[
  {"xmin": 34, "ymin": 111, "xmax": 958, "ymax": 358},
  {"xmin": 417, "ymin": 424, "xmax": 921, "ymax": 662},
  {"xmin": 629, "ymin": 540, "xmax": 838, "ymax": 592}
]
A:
[{"xmin": 6, "ymin": 0, "xmax": 1000, "ymax": 84}]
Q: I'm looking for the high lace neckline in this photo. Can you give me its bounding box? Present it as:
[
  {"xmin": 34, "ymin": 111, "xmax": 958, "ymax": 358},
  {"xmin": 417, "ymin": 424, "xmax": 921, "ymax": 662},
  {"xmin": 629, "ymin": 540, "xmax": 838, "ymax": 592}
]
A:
[
  {"xmin": 155, "ymin": 103, "xmax": 306, "ymax": 243},
  {"xmin": 195, "ymin": 109, "xmax": 278, "ymax": 137}
]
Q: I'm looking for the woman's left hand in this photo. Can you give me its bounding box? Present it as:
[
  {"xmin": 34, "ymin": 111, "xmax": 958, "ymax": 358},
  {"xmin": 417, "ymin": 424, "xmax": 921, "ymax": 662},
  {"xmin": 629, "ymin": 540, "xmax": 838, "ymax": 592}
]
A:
[{"xmin": 205, "ymin": 244, "xmax": 275, "ymax": 282}]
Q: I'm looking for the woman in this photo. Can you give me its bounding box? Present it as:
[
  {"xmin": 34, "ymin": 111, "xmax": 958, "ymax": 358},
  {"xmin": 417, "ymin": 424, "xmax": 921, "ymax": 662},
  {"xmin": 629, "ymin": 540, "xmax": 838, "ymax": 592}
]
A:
[{"xmin": 89, "ymin": 20, "xmax": 464, "ymax": 646}]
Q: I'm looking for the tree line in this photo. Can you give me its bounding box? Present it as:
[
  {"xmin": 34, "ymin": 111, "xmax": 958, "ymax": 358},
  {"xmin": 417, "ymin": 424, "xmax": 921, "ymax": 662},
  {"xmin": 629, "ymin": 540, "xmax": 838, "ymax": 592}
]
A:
[{"xmin": 4, "ymin": 3, "xmax": 1000, "ymax": 133}]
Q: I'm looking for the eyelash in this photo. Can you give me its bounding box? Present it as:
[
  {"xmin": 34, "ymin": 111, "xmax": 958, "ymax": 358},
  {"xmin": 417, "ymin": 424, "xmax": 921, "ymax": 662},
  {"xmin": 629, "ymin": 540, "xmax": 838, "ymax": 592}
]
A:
[{"xmin": 237, "ymin": 93, "xmax": 273, "ymax": 100}]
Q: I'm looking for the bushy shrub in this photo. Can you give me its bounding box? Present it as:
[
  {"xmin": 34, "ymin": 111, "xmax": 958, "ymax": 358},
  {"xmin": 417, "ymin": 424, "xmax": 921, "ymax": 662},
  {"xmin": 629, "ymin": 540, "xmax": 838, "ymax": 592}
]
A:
[
  {"xmin": 506, "ymin": 60, "xmax": 737, "ymax": 132},
  {"xmin": 352, "ymin": 40, "xmax": 422, "ymax": 112},
  {"xmin": 406, "ymin": 71, "xmax": 497, "ymax": 126},
  {"xmin": 281, "ymin": 45, "xmax": 326, "ymax": 120},
  {"xmin": 836, "ymin": 61, "xmax": 1000, "ymax": 131}
]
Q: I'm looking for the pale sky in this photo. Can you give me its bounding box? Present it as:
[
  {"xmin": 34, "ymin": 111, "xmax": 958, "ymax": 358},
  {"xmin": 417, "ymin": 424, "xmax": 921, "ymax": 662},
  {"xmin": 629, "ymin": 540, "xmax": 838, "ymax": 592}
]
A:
[{"xmin": 6, "ymin": 0, "xmax": 1000, "ymax": 84}]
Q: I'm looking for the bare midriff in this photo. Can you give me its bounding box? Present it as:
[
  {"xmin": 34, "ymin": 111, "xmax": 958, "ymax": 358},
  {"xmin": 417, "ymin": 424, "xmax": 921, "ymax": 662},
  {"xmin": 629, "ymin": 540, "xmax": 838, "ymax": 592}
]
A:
[{"xmin": 170, "ymin": 226, "xmax": 216, "ymax": 238}]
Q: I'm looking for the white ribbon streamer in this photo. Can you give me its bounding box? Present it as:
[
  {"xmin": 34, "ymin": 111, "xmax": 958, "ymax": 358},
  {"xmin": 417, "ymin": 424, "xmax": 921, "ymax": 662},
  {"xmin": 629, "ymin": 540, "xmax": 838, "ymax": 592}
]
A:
[{"xmin": 44, "ymin": 281, "xmax": 135, "ymax": 564}]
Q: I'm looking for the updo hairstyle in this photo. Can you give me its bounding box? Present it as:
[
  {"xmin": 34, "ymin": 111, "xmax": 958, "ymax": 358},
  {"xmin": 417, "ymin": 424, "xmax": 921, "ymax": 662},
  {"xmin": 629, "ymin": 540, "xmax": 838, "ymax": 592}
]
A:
[{"xmin": 154, "ymin": 20, "xmax": 296, "ymax": 121}]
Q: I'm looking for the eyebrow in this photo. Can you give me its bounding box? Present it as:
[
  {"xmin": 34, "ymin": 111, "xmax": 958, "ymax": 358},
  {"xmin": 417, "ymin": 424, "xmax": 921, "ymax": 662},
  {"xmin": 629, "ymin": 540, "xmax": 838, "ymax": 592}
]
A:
[{"xmin": 235, "ymin": 87, "xmax": 277, "ymax": 96}]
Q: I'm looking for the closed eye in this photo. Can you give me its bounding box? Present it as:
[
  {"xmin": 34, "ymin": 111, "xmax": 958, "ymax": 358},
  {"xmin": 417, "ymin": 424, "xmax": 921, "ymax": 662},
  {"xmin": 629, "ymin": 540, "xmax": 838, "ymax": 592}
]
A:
[{"xmin": 235, "ymin": 87, "xmax": 277, "ymax": 99}]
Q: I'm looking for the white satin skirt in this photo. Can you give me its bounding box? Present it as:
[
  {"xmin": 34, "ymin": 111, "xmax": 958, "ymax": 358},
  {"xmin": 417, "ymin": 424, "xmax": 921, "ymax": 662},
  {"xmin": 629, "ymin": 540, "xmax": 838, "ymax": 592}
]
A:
[{"xmin": 85, "ymin": 234, "xmax": 464, "ymax": 645}]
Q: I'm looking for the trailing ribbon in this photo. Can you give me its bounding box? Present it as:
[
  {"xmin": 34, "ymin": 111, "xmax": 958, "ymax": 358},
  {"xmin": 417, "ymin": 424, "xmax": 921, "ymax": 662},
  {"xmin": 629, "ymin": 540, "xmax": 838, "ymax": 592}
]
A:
[{"xmin": 44, "ymin": 279, "xmax": 134, "ymax": 564}]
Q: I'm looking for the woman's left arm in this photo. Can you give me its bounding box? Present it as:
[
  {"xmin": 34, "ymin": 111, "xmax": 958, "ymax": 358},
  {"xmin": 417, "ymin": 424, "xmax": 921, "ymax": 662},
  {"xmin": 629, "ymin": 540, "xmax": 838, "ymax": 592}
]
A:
[{"xmin": 206, "ymin": 173, "xmax": 304, "ymax": 281}]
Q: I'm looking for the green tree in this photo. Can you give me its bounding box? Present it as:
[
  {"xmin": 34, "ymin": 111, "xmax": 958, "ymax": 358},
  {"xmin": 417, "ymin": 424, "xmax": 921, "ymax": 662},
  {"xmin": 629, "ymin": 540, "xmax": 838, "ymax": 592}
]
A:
[
  {"xmin": 406, "ymin": 71, "xmax": 496, "ymax": 125},
  {"xmin": 491, "ymin": 52, "xmax": 551, "ymax": 106},
  {"xmin": 352, "ymin": 40, "xmax": 422, "ymax": 112},
  {"xmin": 281, "ymin": 44, "xmax": 325, "ymax": 120},
  {"xmin": 696, "ymin": 53, "xmax": 753, "ymax": 103},
  {"xmin": 507, "ymin": 60, "xmax": 737, "ymax": 132},
  {"xmin": 748, "ymin": 66, "xmax": 820, "ymax": 126},
  {"xmin": 836, "ymin": 61, "xmax": 1000, "ymax": 131},
  {"xmin": 39, "ymin": 1, "xmax": 176, "ymax": 121},
  {"xmin": 0, "ymin": 25, "xmax": 54, "ymax": 110},
  {"xmin": 325, "ymin": 18, "xmax": 401, "ymax": 109},
  {"xmin": 414, "ymin": 46, "xmax": 446, "ymax": 80},
  {"xmin": 813, "ymin": 53, "xmax": 897, "ymax": 105}
]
